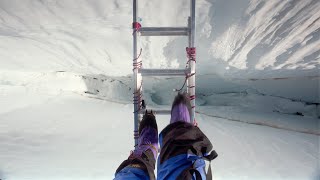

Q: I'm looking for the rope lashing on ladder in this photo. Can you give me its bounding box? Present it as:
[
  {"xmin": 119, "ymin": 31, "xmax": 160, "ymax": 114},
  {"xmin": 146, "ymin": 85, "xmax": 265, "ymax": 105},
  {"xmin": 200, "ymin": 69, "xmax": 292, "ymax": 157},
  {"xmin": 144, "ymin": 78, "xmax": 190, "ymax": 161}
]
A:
[
  {"xmin": 174, "ymin": 72, "xmax": 196, "ymax": 92},
  {"xmin": 186, "ymin": 47, "xmax": 196, "ymax": 100},
  {"xmin": 132, "ymin": 22, "xmax": 143, "ymax": 143},
  {"xmin": 186, "ymin": 47, "xmax": 198, "ymax": 126},
  {"xmin": 132, "ymin": 27, "xmax": 143, "ymax": 111},
  {"xmin": 132, "ymin": 49, "xmax": 143, "ymax": 113},
  {"xmin": 132, "ymin": 22, "xmax": 142, "ymax": 70},
  {"xmin": 133, "ymin": 86, "xmax": 142, "ymax": 143},
  {"xmin": 133, "ymin": 86, "xmax": 143, "ymax": 113},
  {"xmin": 132, "ymin": 89, "xmax": 142, "ymax": 138},
  {"xmin": 133, "ymin": 48, "xmax": 142, "ymax": 70},
  {"xmin": 186, "ymin": 47, "xmax": 196, "ymax": 63},
  {"xmin": 132, "ymin": 48, "xmax": 143, "ymax": 114},
  {"xmin": 133, "ymin": 130, "xmax": 139, "ymax": 146},
  {"xmin": 132, "ymin": 22, "xmax": 141, "ymax": 35}
]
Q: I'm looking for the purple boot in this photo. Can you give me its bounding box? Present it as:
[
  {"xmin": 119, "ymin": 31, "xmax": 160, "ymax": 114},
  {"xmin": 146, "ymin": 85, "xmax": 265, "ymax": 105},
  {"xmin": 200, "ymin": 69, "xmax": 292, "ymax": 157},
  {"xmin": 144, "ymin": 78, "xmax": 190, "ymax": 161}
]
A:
[
  {"xmin": 170, "ymin": 93, "xmax": 192, "ymax": 124},
  {"xmin": 132, "ymin": 111, "xmax": 158, "ymax": 160},
  {"xmin": 115, "ymin": 111, "xmax": 158, "ymax": 180}
]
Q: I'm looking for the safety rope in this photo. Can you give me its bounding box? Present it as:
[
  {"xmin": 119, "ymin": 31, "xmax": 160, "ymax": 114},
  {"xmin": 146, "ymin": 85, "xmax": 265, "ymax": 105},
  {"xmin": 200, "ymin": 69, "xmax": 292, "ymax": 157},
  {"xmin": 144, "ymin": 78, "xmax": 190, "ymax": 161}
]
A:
[{"xmin": 175, "ymin": 47, "xmax": 197, "ymax": 92}]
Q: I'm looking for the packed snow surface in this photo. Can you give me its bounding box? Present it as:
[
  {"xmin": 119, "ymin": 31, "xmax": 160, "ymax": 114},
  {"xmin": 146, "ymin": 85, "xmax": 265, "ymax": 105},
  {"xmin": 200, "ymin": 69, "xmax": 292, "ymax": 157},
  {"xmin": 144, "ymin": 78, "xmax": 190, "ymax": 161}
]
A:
[{"xmin": 0, "ymin": 0, "xmax": 319, "ymax": 179}]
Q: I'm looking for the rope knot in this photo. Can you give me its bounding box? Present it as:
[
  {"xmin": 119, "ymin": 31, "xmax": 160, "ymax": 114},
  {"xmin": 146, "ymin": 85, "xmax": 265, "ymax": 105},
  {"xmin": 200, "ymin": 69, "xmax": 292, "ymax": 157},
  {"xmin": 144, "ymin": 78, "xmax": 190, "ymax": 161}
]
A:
[{"xmin": 186, "ymin": 47, "xmax": 196, "ymax": 62}]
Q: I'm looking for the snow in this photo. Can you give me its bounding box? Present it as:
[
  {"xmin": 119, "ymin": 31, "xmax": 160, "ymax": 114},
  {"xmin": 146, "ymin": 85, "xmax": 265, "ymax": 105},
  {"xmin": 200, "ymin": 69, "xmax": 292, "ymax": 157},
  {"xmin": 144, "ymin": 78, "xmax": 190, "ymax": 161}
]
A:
[
  {"xmin": 0, "ymin": 0, "xmax": 319, "ymax": 179},
  {"xmin": 0, "ymin": 77, "xmax": 319, "ymax": 180}
]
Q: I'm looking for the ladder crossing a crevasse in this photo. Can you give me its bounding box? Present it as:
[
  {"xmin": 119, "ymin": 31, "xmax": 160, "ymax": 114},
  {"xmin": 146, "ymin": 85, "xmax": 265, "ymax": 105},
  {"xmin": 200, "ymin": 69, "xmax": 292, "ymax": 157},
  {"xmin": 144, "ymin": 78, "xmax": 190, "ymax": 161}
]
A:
[{"xmin": 132, "ymin": 0, "xmax": 197, "ymax": 148}]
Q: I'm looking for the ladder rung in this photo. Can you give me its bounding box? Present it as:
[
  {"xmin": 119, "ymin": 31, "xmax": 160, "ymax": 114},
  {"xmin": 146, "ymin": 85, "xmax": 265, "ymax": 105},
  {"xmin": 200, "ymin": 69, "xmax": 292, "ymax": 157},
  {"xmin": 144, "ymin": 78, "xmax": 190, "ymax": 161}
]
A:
[
  {"xmin": 140, "ymin": 27, "xmax": 189, "ymax": 36},
  {"xmin": 139, "ymin": 109, "xmax": 171, "ymax": 115},
  {"xmin": 138, "ymin": 68, "xmax": 191, "ymax": 77}
]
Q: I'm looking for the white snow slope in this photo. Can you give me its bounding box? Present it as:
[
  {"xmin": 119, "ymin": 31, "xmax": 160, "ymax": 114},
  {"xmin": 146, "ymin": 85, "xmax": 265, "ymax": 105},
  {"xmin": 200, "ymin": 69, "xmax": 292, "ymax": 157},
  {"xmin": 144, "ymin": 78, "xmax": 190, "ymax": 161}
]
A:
[{"xmin": 0, "ymin": 0, "xmax": 319, "ymax": 179}]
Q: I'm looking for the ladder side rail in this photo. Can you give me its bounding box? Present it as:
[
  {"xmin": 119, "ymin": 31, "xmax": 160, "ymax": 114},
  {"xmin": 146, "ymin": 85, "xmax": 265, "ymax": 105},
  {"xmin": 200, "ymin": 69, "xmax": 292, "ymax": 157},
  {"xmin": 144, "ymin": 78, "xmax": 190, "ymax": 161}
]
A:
[
  {"xmin": 133, "ymin": 0, "xmax": 140, "ymax": 149},
  {"xmin": 188, "ymin": 0, "xmax": 196, "ymax": 124},
  {"xmin": 187, "ymin": 17, "xmax": 191, "ymax": 94},
  {"xmin": 132, "ymin": 1, "xmax": 197, "ymax": 146}
]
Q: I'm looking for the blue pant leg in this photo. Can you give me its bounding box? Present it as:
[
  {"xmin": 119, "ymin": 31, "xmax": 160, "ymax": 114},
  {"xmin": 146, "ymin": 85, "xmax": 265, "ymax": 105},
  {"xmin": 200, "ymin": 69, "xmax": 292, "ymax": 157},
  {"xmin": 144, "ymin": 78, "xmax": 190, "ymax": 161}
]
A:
[
  {"xmin": 157, "ymin": 154, "xmax": 207, "ymax": 180},
  {"xmin": 114, "ymin": 167, "xmax": 150, "ymax": 180}
]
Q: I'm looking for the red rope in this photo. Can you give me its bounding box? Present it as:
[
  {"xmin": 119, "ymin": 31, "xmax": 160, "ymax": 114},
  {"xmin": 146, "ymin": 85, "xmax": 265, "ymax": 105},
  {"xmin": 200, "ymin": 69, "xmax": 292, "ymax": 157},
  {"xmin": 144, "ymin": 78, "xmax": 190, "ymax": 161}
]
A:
[
  {"xmin": 186, "ymin": 47, "xmax": 197, "ymax": 124},
  {"xmin": 186, "ymin": 48, "xmax": 196, "ymax": 80},
  {"xmin": 133, "ymin": 48, "xmax": 142, "ymax": 70},
  {"xmin": 131, "ymin": 21, "xmax": 143, "ymax": 114},
  {"xmin": 132, "ymin": 22, "xmax": 141, "ymax": 35},
  {"xmin": 132, "ymin": 50, "xmax": 142, "ymax": 110},
  {"xmin": 185, "ymin": 48, "xmax": 196, "ymax": 92},
  {"xmin": 174, "ymin": 48, "xmax": 197, "ymax": 92},
  {"xmin": 186, "ymin": 72, "xmax": 196, "ymax": 78},
  {"xmin": 133, "ymin": 85, "xmax": 143, "ymax": 113},
  {"xmin": 186, "ymin": 47, "xmax": 196, "ymax": 62},
  {"xmin": 186, "ymin": 47, "xmax": 196, "ymax": 90},
  {"xmin": 132, "ymin": 22, "xmax": 143, "ymax": 144}
]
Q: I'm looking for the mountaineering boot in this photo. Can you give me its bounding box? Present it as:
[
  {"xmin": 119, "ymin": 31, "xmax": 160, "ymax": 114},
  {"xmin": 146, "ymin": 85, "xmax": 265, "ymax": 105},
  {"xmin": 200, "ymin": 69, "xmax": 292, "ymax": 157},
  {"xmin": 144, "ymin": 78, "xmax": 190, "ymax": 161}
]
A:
[
  {"xmin": 135, "ymin": 110, "xmax": 158, "ymax": 160},
  {"xmin": 170, "ymin": 92, "xmax": 192, "ymax": 124},
  {"xmin": 157, "ymin": 93, "xmax": 218, "ymax": 180},
  {"xmin": 115, "ymin": 110, "xmax": 158, "ymax": 180}
]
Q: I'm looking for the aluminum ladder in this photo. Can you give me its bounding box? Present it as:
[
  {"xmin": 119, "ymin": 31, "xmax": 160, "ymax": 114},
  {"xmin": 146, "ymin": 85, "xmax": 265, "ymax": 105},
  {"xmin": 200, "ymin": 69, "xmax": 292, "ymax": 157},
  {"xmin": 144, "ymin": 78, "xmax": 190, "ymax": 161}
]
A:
[{"xmin": 132, "ymin": 0, "xmax": 196, "ymax": 148}]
